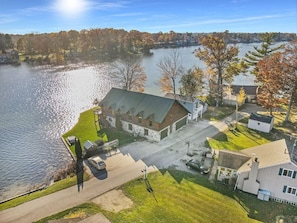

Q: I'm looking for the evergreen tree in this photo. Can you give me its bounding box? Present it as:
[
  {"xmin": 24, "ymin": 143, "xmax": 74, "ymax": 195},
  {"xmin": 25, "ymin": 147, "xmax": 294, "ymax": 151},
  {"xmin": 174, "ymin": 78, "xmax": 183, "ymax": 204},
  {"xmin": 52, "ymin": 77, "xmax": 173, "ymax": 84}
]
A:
[{"xmin": 244, "ymin": 32, "xmax": 283, "ymax": 75}]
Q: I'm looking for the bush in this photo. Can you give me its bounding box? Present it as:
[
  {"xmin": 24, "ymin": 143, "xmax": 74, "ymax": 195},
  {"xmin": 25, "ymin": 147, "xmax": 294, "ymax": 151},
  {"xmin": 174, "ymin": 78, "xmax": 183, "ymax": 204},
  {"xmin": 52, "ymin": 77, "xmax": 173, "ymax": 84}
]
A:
[{"xmin": 53, "ymin": 161, "xmax": 76, "ymax": 182}]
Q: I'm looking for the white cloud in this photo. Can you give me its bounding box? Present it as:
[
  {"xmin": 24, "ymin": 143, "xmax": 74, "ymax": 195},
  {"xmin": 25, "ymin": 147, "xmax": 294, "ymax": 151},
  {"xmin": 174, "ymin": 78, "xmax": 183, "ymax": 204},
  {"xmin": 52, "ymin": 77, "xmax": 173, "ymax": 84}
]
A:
[{"xmin": 147, "ymin": 13, "xmax": 294, "ymax": 31}]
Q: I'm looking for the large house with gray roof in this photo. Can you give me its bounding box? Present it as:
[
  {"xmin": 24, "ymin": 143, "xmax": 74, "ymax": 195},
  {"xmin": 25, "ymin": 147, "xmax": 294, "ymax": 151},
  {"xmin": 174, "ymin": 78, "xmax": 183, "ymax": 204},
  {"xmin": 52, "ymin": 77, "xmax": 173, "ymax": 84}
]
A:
[
  {"xmin": 99, "ymin": 88, "xmax": 191, "ymax": 141},
  {"xmin": 217, "ymin": 139, "xmax": 297, "ymax": 205}
]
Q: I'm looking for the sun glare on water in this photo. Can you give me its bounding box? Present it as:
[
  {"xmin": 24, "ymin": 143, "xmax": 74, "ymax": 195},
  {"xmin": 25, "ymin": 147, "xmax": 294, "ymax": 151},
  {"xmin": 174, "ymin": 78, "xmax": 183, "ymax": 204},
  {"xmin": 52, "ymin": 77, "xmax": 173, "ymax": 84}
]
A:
[{"xmin": 54, "ymin": 0, "xmax": 90, "ymax": 19}]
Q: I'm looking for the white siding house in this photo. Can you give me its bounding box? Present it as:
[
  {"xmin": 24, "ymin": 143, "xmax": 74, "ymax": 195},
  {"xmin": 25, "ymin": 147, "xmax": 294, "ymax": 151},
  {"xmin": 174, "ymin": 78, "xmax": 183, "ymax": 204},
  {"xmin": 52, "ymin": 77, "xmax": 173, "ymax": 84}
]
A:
[
  {"xmin": 218, "ymin": 140, "xmax": 297, "ymax": 205},
  {"xmin": 248, "ymin": 113, "xmax": 274, "ymax": 133}
]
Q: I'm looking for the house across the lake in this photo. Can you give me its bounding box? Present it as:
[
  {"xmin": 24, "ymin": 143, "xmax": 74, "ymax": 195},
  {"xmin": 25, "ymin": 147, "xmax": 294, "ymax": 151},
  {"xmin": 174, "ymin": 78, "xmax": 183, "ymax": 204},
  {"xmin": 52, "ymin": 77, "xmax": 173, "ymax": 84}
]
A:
[
  {"xmin": 0, "ymin": 49, "xmax": 19, "ymax": 64},
  {"xmin": 217, "ymin": 139, "xmax": 297, "ymax": 205},
  {"xmin": 231, "ymin": 85, "xmax": 259, "ymax": 103},
  {"xmin": 99, "ymin": 88, "xmax": 191, "ymax": 141}
]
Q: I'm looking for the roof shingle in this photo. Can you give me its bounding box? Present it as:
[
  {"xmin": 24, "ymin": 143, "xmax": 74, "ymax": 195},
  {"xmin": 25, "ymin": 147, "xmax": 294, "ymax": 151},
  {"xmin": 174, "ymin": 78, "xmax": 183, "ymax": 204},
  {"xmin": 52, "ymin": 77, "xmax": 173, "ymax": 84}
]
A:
[{"xmin": 100, "ymin": 88, "xmax": 187, "ymax": 123}]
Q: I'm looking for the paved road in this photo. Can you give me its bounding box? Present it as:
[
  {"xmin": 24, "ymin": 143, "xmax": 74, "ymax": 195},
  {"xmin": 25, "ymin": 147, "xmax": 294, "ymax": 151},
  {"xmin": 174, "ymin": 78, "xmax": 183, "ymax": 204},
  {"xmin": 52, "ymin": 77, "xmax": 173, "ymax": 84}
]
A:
[{"xmin": 0, "ymin": 109, "xmax": 251, "ymax": 223}]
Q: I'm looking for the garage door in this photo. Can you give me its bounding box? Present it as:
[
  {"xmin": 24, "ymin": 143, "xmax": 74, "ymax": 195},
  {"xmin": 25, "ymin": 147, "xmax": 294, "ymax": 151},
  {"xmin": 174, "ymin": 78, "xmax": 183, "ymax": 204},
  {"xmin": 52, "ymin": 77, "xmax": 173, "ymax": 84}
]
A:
[
  {"xmin": 176, "ymin": 117, "xmax": 187, "ymax": 130},
  {"xmin": 160, "ymin": 128, "xmax": 168, "ymax": 140}
]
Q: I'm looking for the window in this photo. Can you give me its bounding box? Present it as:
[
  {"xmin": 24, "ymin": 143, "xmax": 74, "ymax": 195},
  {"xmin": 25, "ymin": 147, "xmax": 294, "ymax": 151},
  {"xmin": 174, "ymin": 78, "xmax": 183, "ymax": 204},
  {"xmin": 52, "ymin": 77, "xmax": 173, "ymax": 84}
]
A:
[
  {"xmin": 128, "ymin": 114, "xmax": 132, "ymax": 120},
  {"xmin": 149, "ymin": 120, "xmax": 152, "ymax": 127},
  {"xmin": 279, "ymin": 168, "xmax": 297, "ymax": 179},
  {"xmin": 128, "ymin": 124, "xmax": 132, "ymax": 131},
  {"xmin": 144, "ymin": 129, "xmax": 148, "ymax": 136},
  {"xmin": 283, "ymin": 186, "xmax": 297, "ymax": 196},
  {"xmin": 138, "ymin": 116, "xmax": 142, "ymax": 123}
]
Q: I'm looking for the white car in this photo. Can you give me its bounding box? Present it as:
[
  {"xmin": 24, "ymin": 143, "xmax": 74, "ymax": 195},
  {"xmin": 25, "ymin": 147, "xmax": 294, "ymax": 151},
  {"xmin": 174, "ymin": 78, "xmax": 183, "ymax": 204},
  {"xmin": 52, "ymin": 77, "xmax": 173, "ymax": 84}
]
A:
[{"xmin": 88, "ymin": 156, "xmax": 106, "ymax": 170}]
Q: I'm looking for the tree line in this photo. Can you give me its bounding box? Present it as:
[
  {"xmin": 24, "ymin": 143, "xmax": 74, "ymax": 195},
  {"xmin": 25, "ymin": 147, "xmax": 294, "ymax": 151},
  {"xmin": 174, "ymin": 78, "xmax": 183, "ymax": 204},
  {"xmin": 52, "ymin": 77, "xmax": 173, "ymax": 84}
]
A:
[{"xmin": 1, "ymin": 30, "xmax": 295, "ymax": 65}]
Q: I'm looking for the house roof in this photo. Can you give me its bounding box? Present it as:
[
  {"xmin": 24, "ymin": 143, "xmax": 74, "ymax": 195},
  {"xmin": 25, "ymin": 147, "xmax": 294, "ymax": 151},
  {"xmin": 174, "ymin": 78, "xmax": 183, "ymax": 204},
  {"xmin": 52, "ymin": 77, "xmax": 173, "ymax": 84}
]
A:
[
  {"xmin": 249, "ymin": 113, "xmax": 274, "ymax": 123},
  {"xmin": 231, "ymin": 85, "xmax": 258, "ymax": 95},
  {"xmin": 218, "ymin": 150, "xmax": 251, "ymax": 170},
  {"xmin": 237, "ymin": 139, "xmax": 291, "ymax": 173},
  {"xmin": 165, "ymin": 93, "xmax": 196, "ymax": 102},
  {"xmin": 164, "ymin": 93, "xmax": 206, "ymax": 112},
  {"xmin": 100, "ymin": 88, "xmax": 190, "ymax": 123}
]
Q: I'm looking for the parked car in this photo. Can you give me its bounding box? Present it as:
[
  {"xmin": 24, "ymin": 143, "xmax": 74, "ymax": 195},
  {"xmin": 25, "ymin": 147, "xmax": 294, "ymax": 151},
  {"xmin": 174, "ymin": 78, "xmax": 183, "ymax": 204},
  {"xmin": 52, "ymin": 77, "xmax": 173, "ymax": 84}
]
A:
[
  {"xmin": 185, "ymin": 159, "xmax": 210, "ymax": 174},
  {"xmin": 88, "ymin": 155, "xmax": 106, "ymax": 170}
]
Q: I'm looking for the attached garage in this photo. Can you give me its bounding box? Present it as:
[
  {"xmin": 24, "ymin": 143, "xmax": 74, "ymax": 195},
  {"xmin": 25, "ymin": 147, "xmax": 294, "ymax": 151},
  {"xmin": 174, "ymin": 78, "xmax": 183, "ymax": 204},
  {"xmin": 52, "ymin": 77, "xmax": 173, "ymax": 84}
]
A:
[
  {"xmin": 176, "ymin": 117, "xmax": 187, "ymax": 130},
  {"xmin": 160, "ymin": 128, "xmax": 168, "ymax": 140}
]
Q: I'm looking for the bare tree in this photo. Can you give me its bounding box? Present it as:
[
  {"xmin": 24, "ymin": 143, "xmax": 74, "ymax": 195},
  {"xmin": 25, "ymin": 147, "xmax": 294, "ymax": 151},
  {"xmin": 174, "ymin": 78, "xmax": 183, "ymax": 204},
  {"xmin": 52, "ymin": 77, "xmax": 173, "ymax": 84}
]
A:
[
  {"xmin": 157, "ymin": 50, "xmax": 184, "ymax": 94},
  {"xmin": 110, "ymin": 54, "xmax": 147, "ymax": 92}
]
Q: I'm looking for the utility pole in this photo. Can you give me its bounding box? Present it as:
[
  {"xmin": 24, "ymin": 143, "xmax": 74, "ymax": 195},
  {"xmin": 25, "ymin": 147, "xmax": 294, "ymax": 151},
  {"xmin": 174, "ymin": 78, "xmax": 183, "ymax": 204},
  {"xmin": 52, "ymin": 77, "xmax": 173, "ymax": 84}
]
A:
[
  {"xmin": 141, "ymin": 166, "xmax": 147, "ymax": 179},
  {"xmin": 235, "ymin": 95, "xmax": 238, "ymax": 128}
]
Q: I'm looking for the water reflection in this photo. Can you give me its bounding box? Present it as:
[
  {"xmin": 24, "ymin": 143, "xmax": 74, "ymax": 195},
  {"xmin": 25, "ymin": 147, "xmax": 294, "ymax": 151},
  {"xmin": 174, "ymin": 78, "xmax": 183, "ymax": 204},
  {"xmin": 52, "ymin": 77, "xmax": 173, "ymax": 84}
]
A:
[{"xmin": 0, "ymin": 63, "xmax": 114, "ymax": 201}]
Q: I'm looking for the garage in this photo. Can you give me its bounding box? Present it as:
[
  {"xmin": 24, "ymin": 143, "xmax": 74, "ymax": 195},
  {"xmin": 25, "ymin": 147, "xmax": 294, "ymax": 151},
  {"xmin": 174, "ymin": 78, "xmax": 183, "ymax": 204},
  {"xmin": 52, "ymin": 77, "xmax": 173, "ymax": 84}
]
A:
[
  {"xmin": 160, "ymin": 128, "xmax": 168, "ymax": 140},
  {"xmin": 176, "ymin": 117, "xmax": 187, "ymax": 130}
]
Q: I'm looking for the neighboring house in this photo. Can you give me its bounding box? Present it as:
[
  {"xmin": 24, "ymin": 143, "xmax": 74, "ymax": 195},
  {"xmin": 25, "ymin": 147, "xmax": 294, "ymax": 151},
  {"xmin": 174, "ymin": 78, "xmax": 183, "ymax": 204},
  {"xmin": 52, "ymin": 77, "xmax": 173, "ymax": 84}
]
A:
[
  {"xmin": 165, "ymin": 93, "xmax": 208, "ymax": 121},
  {"xmin": 99, "ymin": 88, "xmax": 191, "ymax": 141},
  {"xmin": 0, "ymin": 49, "xmax": 19, "ymax": 64},
  {"xmin": 217, "ymin": 150, "xmax": 250, "ymax": 181},
  {"xmin": 217, "ymin": 139, "xmax": 297, "ymax": 205},
  {"xmin": 248, "ymin": 113, "xmax": 274, "ymax": 133},
  {"xmin": 231, "ymin": 85, "xmax": 259, "ymax": 103}
]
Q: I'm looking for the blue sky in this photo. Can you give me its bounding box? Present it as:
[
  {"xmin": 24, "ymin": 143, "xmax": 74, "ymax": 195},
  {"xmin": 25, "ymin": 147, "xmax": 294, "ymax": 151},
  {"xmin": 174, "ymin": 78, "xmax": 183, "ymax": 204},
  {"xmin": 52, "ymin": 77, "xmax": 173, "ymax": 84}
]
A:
[{"xmin": 1, "ymin": 0, "xmax": 296, "ymax": 34}]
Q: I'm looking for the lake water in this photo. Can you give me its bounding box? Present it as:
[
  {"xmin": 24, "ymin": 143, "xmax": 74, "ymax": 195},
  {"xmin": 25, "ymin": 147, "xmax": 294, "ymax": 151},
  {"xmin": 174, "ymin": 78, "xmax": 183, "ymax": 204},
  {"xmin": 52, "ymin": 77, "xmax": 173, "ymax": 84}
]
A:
[{"xmin": 0, "ymin": 43, "xmax": 270, "ymax": 201}]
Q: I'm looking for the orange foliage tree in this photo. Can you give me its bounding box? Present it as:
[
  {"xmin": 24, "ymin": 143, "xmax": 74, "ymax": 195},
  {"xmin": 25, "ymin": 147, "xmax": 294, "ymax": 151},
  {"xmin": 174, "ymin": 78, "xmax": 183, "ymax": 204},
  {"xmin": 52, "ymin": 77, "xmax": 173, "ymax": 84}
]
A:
[{"xmin": 256, "ymin": 52, "xmax": 288, "ymax": 115}]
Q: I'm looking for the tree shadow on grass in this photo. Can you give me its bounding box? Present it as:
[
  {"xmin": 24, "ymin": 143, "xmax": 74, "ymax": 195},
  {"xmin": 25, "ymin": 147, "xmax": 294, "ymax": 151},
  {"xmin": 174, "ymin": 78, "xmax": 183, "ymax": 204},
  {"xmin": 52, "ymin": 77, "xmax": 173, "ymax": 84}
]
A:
[
  {"xmin": 162, "ymin": 170, "xmax": 296, "ymax": 223},
  {"xmin": 76, "ymin": 158, "xmax": 84, "ymax": 192}
]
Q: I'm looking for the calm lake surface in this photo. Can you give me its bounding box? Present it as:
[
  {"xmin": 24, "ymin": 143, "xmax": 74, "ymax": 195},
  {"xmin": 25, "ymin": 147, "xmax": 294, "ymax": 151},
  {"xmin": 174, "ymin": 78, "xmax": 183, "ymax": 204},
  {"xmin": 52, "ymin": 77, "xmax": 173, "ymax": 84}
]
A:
[{"xmin": 0, "ymin": 44, "xmax": 263, "ymax": 201}]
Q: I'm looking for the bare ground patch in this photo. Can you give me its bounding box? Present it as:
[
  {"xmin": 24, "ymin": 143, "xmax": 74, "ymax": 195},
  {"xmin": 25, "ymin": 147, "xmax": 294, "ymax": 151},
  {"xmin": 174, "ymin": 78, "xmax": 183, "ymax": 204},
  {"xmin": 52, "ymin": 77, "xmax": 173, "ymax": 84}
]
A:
[{"xmin": 92, "ymin": 189, "xmax": 133, "ymax": 213}]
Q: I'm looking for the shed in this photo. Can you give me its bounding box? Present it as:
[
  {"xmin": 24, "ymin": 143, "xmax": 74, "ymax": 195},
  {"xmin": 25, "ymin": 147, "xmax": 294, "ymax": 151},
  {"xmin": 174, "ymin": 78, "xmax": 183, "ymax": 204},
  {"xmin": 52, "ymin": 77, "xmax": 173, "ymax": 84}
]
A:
[
  {"xmin": 83, "ymin": 140, "xmax": 101, "ymax": 158},
  {"xmin": 248, "ymin": 113, "xmax": 274, "ymax": 133}
]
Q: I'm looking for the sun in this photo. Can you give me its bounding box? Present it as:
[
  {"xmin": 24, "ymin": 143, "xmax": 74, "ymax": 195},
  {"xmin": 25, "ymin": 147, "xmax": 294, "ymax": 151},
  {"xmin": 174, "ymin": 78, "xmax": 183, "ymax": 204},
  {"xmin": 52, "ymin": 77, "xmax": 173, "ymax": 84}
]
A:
[{"xmin": 54, "ymin": 0, "xmax": 90, "ymax": 19}]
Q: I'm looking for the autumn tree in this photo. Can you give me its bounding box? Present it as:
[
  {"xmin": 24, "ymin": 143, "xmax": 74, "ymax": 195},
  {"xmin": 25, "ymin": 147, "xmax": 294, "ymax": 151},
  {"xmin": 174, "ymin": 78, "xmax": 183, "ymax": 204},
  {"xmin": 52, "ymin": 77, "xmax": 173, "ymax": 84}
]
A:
[
  {"xmin": 244, "ymin": 32, "xmax": 283, "ymax": 75},
  {"xmin": 256, "ymin": 52, "xmax": 287, "ymax": 115},
  {"xmin": 158, "ymin": 50, "xmax": 184, "ymax": 94},
  {"xmin": 237, "ymin": 87, "xmax": 246, "ymax": 106},
  {"xmin": 110, "ymin": 54, "xmax": 147, "ymax": 92},
  {"xmin": 0, "ymin": 33, "xmax": 13, "ymax": 50},
  {"xmin": 179, "ymin": 67, "xmax": 204, "ymax": 98},
  {"xmin": 195, "ymin": 31, "xmax": 242, "ymax": 107},
  {"xmin": 283, "ymin": 41, "xmax": 297, "ymax": 122}
]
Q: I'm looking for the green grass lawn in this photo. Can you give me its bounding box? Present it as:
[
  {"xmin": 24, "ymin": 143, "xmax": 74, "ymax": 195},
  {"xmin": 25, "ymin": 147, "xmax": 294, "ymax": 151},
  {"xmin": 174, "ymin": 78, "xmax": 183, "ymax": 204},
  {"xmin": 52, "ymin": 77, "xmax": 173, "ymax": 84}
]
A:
[
  {"xmin": 107, "ymin": 171, "xmax": 259, "ymax": 223},
  {"xmin": 206, "ymin": 123, "xmax": 273, "ymax": 151},
  {"xmin": 34, "ymin": 170, "xmax": 297, "ymax": 223},
  {"xmin": 62, "ymin": 107, "xmax": 136, "ymax": 157}
]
